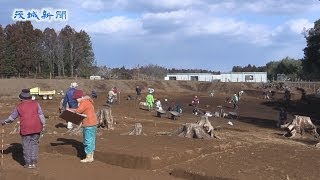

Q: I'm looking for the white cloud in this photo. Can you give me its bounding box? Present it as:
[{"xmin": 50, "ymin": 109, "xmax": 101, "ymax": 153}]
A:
[
  {"xmin": 141, "ymin": 10, "xmax": 274, "ymax": 45},
  {"xmin": 84, "ymin": 16, "xmax": 145, "ymax": 35},
  {"xmin": 111, "ymin": 0, "xmax": 129, "ymax": 9},
  {"xmin": 142, "ymin": 10, "xmax": 190, "ymax": 20},
  {"xmin": 80, "ymin": 0, "xmax": 105, "ymax": 11},
  {"xmin": 78, "ymin": 0, "xmax": 318, "ymax": 47},
  {"xmin": 139, "ymin": 0, "xmax": 201, "ymax": 9},
  {"xmin": 74, "ymin": 0, "xmax": 203, "ymax": 12},
  {"xmin": 138, "ymin": 0, "xmax": 320, "ymax": 14},
  {"xmin": 190, "ymin": 18, "xmax": 272, "ymax": 45},
  {"xmin": 238, "ymin": 0, "xmax": 320, "ymax": 14},
  {"xmin": 208, "ymin": 2, "xmax": 236, "ymax": 12},
  {"xmin": 286, "ymin": 18, "xmax": 314, "ymax": 34},
  {"xmin": 1, "ymin": 0, "xmax": 319, "ymax": 71},
  {"xmin": 72, "ymin": 0, "xmax": 320, "ymax": 16}
]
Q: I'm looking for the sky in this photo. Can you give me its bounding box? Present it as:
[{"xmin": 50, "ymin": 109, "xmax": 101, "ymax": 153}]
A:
[{"xmin": 0, "ymin": 0, "xmax": 319, "ymax": 72}]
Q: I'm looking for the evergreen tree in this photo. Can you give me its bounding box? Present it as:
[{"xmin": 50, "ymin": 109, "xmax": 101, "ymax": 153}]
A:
[
  {"xmin": 0, "ymin": 22, "xmax": 96, "ymax": 78},
  {"xmin": 3, "ymin": 24, "xmax": 18, "ymax": 76},
  {"xmin": 303, "ymin": 19, "xmax": 320, "ymax": 80},
  {"xmin": 73, "ymin": 30, "xmax": 95, "ymax": 77}
]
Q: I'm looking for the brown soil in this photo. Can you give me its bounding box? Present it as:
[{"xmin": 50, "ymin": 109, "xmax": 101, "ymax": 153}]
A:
[{"xmin": 0, "ymin": 79, "xmax": 320, "ymax": 180}]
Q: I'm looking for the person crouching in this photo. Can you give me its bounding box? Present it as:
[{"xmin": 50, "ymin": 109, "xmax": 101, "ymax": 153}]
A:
[{"xmin": 68, "ymin": 90, "xmax": 97, "ymax": 163}]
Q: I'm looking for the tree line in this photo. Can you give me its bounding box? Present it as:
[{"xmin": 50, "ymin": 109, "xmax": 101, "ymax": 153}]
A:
[
  {"xmin": 232, "ymin": 57, "xmax": 303, "ymax": 81},
  {"xmin": 1, "ymin": 19, "xmax": 319, "ymax": 81},
  {"xmin": 0, "ymin": 21, "xmax": 95, "ymax": 78},
  {"xmin": 232, "ymin": 19, "xmax": 320, "ymax": 81},
  {"xmin": 93, "ymin": 64, "xmax": 220, "ymax": 80},
  {"xmin": 0, "ymin": 21, "xmax": 219, "ymax": 80}
]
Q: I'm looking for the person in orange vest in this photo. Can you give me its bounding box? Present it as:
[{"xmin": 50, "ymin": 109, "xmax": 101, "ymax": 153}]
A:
[{"xmin": 68, "ymin": 90, "xmax": 97, "ymax": 163}]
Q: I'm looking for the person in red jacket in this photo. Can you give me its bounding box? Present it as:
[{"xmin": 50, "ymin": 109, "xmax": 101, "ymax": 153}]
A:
[
  {"xmin": 0, "ymin": 89, "xmax": 46, "ymax": 169},
  {"xmin": 68, "ymin": 89, "xmax": 97, "ymax": 163}
]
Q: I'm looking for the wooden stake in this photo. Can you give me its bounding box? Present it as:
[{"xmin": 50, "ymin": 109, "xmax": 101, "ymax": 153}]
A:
[
  {"xmin": 118, "ymin": 92, "xmax": 121, "ymax": 104},
  {"xmin": 1, "ymin": 127, "xmax": 4, "ymax": 167}
]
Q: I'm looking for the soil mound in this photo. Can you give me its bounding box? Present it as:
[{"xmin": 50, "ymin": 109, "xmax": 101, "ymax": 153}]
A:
[{"xmin": 0, "ymin": 79, "xmax": 258, "ymax": 97}]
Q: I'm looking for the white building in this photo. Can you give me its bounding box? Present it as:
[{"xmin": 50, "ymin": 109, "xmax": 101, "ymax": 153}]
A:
[
  {"xmin": 89, "ymin": 75, "xmax": 102, "ymax": 80},
  {"xmin": 220, "ymin": 72, "xmax": 267, "ymax": 82},
  {"xmin": 164, "ymin": 73, "xmax": 215, "ymax": 82},
  {"xmin": 164, "ymin": 72, "xmax": 267, "ymax": 82}
]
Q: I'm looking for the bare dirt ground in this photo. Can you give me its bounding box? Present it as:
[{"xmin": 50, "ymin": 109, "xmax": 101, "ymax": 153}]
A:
[{"xmin": 1, "ymin": 79, "xmax": 320, "ymax": 180}]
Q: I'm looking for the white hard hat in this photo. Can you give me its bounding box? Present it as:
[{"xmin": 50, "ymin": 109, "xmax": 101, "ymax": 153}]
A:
[{"xmin": 70, "ymin": 82, "xmax": 78, "ymax": 88}]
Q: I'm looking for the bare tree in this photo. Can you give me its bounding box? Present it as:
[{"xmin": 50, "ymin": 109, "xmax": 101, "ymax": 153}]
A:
[
  {"xmin": 42, "ymin": 28, "xmax": 57, "ymax": 78},
  {"xmin": 60, "ymin": 25, "xmax": 77, "ymax": 77},
  {"xmin": 54, "ymin": 33, "xmax": 65, "ymax": 77}
]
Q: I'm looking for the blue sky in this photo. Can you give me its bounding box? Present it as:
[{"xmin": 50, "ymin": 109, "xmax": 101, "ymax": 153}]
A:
[{"xmin": 0, "ymin": 0, "xmax": 319, "ymax": 72}]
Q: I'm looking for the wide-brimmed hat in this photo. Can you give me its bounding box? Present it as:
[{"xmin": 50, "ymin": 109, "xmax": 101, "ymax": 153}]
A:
[
  {"xmin": 19, "ymin": 89, "xmax": 32, "ymax": 100},
  {"xmin": 73, "ymin": 89, "xmax": 84, "ymax": 99},
  {"xmin": 70, "ymin": 82, "xmax": 78, "ymax": 88}
]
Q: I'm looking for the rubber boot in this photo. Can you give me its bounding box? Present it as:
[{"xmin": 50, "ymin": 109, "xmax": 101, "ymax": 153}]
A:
[{"xmin": 80, "ymin": 153, "xmax": 94, "ymax": 163}]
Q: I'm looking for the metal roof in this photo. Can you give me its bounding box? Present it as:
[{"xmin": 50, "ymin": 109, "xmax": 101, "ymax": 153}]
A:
[
  {"xmin": 166, "ymin": 72, "xmax": 267, "ymax": 75},
  {"xmin": 166, "ymin": 73, "xmax": 216, "ymax": 75}
]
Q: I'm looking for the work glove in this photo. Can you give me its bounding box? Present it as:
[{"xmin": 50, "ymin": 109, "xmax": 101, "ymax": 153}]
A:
[
  {"xmin": 42, "ymin": 126, "xmax": 46, "ymax": 133},
  {"xmin": 40, "ymin": 126, "xmax": 46, "ymax": 137},
  {"xmin": 0, "ymin": 119, "xmax": 7, "ymax": 126},
  {"xmin": 59, "ymin": 107, "xmax": 66, "ymax": 114}
]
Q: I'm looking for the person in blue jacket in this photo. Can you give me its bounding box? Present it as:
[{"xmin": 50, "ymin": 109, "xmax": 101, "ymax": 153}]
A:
[
  {"xmin": 62, "ymin": 82, "xmax": 79, "ymax": 129},
  {"xmin": 91, "ymin": 90, "xmax": 97, "ymax": 99}
]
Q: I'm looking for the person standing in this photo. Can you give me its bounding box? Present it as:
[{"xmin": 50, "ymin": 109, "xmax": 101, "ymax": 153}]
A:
[
  {"xmin": 192, "ymin": 96, "xmax": 199, "ymax": 106},
  {"xmin": 146, "ymin": 92, "xmax": 154, "ymax": 111},
  {"xmin": 284, "ymin": 89, "xmax": 291, "ymax": 101},
  {"xmin": 68, "ymin": 90, "xmax": 97, "ymax": 163},
  {"xmin": 175, "ymin": 103, "xmax": 183, "ymax": 114},
  {"xmin": 91, "ymin": 90, "xmax": 97, "ymax": 99},
  {"xmin": 233, "ymin": 93, "xmax": 239, "ymax": 109},
  {"xmin": 62, "ymin": 82, "xmax": 78, "ymax": 129},
  {"xmin": 277, "ymin": 108, "xmax": 287, "ymax": 127},
  {"xmin": 135, "ymin": 85, "xmax": 142, "ymax": 100},
  {"xmin": 192, "ymin": 96, "xmax": 199, "ymax": 114},
  {"xmin": 238, "ymin": 90, "xmax": 244, "ymax": 100},
  {"xmin": 107, "ymin": 87, "xmax": 117, "ymax": 105},
  {"xmin": 263, "ymin": 91, "xmax": 270, "ymax": 99},
  {"xmin": 0, "ymin": 89, "xmax": 46, "ymax": 169}
]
